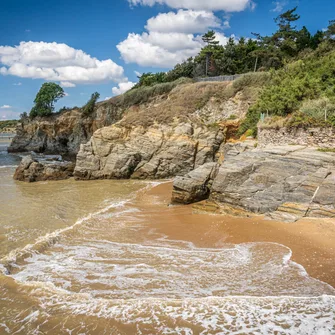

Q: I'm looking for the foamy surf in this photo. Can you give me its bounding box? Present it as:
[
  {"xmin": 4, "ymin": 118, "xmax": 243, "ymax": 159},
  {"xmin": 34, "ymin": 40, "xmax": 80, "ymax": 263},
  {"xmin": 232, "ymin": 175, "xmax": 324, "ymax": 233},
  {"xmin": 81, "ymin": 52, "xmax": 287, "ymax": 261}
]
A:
[
  {"xmin": 0, "ymin": 181, "xmax": 166, "ymax": 274},
  {"xmin": 1, "ymin": 179, "xmax": 334, "ymax": 334},
  {"xmin": 4, "ymin": 277, "xmax": 335, "ymax": 335}
]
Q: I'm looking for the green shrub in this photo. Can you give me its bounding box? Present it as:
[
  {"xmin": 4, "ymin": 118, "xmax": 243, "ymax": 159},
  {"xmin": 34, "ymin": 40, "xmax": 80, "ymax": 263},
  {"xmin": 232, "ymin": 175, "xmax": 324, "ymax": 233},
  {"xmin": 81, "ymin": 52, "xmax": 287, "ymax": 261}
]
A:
[
  {"xmin": 29, "ymin": 82, "xmax": 65, "ymax": 118},
  {"xmin": 300, "ymin": 97, "xmax": 335, "ymax": 122},
  {"xmin": 82, "ymin": 92, "xmax": 100, "ymax": 116},
  {"xmin": 239, "ymin": 50, "xmax": 335, "ymax": 135}
]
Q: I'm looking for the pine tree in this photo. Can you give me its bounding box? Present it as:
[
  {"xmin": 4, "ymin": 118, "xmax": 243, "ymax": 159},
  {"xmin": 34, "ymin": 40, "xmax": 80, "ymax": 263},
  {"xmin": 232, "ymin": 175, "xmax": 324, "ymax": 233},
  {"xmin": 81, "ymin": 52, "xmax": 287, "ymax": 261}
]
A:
[{"xmin": 202, "ymin": 30, "xmax": 219, "ymax": 46}]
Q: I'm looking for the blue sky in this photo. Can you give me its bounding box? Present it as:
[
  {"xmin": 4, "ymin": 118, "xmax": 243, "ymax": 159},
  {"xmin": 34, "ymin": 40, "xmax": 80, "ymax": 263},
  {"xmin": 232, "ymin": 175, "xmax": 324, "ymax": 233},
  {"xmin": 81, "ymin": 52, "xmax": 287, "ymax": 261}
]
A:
[{"xmin": 0, "ymin": 0, "xmax": 333, "ymax": 119}]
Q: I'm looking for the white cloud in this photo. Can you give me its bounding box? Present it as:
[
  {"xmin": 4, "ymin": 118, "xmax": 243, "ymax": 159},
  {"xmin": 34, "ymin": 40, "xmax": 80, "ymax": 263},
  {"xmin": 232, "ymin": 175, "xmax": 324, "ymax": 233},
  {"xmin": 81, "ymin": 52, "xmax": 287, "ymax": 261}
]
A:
[
  {"xmin": 0, "ymin": 105, "xmax": 11, "ymax": 109},
  {"xmin": 60, "ymin": 81, "xmax": 76, "ymax": 88},
  {"xmin": 0, "ymin": 41, "xmax": 125, "ymax": 87},
  {"xmin": 134, "ymin": 70, "xmax": 142, "ymax": 77},
  {"xmin": 13, "ymin": 82, "xmax": 22, "ymax": 86},
  {"xmin": 117, "ymin": 9, "xmax": 230, "ymax": 68},
  {"xmin": 146, "ymin": 9, "xmax": 221, "ymax": 34},
  {"xmin": 128, "ymin": 0, "xmax": 254, "ymax": 12},
  {"xmin": 215, "ymin": 32, "xmax": 230, "ymax": 46},
  {"xmin": 271, "ymin": 1, "xmax": 288, "ymax": 12},
  {"xmin": 112, "ymin": 81, "xmax": 136, "ymax": 95},
  {"xmin": 118, "ymin": 32, "xmax": 204, "ymax": 67}
]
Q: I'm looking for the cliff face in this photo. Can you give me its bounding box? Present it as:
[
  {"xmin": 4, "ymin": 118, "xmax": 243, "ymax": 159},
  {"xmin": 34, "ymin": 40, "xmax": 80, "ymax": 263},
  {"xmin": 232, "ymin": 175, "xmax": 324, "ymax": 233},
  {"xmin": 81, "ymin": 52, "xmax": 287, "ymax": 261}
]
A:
[
  {"xmin": 8, "ymin": 103, "xmax": 124, "ymax": 158},
  {"xmin": 74, "ymin": 123, "xmax": 225, "ymax": 180},
  {"xmin": 74, "ymin": 82, "xmax": 250, "ymax": 180}
]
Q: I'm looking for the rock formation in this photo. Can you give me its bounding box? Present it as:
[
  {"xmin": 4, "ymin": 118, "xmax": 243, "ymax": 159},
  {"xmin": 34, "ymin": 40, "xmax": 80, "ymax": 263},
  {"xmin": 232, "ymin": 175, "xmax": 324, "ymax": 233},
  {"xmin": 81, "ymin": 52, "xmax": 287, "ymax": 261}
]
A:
[
  {"xmin": 73, "ymin": 81, "xmax": 251, "ymax": 180},
  {"xmin": 74, "ymin": 123, "xmax": 225, "ymax": 180},
  {"xmin": 173, "ymin": 144, "xmax": 335, "ymax": 221},
  {"xmin": 14, "ymin": 155, "xmax": 75, "ymax": 182},
  {"xmin": 8, "ymin": 103, "xmax": 124, "ymax": 158}
]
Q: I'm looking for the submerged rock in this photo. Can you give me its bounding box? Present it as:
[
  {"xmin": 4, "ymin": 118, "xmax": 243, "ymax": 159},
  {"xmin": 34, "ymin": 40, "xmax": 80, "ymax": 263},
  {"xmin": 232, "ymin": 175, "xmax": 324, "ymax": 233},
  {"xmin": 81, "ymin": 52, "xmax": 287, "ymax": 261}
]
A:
[{"xmin": 14, "ymin": 155, "xmax": 75, "ymax": 182}]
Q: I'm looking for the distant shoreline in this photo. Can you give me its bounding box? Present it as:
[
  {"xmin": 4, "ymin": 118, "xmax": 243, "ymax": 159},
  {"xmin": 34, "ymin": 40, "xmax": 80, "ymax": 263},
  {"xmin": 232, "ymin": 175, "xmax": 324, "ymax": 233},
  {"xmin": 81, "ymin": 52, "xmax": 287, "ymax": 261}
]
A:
[{"xmin": 0, "ymin": 132, "xmax": 15, "ymax": 142}]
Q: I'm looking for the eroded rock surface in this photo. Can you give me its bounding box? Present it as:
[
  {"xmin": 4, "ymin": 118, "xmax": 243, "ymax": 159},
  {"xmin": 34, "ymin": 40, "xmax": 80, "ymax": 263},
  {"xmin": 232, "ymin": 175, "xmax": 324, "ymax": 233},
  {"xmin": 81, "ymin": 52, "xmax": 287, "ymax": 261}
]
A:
[
  {"xmin": 8, "ymin": 104, "xmax": 124, "ymax": 157},
  {"xmin": 173, "ymin": 144, "xmax": 335, "ymax": 221},
  {"xmin": 74, "ymin": 123, "xmax": 225, "ymax": 180},
  {"xmin": 172, "ymin": 163, "xmax": 219, "ymax": 204},
  {"xmin": 14, "ymin": 155, "xmax": 75, "ymax": 182}
]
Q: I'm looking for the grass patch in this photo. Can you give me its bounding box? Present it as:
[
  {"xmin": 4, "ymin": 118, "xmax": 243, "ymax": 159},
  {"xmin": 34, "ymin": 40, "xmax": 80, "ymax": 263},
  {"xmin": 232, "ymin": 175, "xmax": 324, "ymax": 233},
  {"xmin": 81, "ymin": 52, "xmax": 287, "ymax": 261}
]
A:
[{"xmin": 119, "ymin": 81, "xmax": 230, "ymax": 127}]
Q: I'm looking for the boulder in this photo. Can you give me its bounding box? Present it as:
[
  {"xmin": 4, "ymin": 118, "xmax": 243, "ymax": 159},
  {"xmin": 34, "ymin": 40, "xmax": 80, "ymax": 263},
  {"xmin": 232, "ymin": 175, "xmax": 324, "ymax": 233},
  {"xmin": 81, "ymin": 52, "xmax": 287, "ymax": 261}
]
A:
[
  {"xmin": 14, "ymin": 155, "xmax": 75, "ymax": 182},
  {"xmin": 172, "ymin": 163, "xmax": 219, "ymax": 204}
]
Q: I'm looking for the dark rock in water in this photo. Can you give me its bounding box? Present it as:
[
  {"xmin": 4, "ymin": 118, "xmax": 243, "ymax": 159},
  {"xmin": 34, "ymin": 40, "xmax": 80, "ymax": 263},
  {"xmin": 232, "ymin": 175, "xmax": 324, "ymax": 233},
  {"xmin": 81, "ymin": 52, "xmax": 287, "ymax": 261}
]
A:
[
  {"xmin": 14, "ymin": 155, "xmax": 75, "ymax": 182},
  {"xmin": 172, "ymin": 163, "xmax": 219, "ymax": 204}
]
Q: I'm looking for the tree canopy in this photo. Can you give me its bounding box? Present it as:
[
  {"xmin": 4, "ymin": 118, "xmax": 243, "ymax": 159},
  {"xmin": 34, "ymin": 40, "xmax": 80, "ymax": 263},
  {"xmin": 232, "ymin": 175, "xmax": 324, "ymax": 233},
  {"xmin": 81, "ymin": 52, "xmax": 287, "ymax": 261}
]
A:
[
  {"xmin": 30, "ymin": 83, "xmax": 65, "ymax": 118},
  {"xmin": 132, "ymin": 8, "xmax": 334, "ymax": 89}
]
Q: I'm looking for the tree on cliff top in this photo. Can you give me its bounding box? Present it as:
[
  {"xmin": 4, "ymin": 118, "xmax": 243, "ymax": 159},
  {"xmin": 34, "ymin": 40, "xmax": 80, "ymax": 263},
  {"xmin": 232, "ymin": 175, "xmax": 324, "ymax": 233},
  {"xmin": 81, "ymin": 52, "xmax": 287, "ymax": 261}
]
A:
[
  {"xmin": 82, "ymin": 92, "xmax": 100, "ymax": 116},
  {"xmin": 30, "ymin": 83, "xmax": 65, "ymax": 118}
]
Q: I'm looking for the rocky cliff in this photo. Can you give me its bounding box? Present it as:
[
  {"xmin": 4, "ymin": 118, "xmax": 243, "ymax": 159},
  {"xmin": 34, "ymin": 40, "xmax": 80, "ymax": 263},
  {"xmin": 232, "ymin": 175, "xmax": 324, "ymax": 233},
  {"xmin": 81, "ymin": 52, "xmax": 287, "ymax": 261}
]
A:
[
  {"xmin": 9, "ymin": 79, "xmax": 251, "ymax": 161},
  {"xmin": 8, "ymin": 101, "xmax": 125, "ymax": 158},
  {"xmin": 74, "ymin": 81, "xmax": 252, "ymax": 180}
]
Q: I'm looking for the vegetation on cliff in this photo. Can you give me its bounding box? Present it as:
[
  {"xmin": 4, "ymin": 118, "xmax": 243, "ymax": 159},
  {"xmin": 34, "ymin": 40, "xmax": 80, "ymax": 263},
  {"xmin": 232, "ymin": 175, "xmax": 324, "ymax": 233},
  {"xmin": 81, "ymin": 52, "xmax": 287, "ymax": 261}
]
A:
[
  {"xmin": 241, "ymin": 49, "xmax": 335, "ymax": 135},
  {"xmin": 133, "ymin": 8, "xmax": 334, "ymax": 88},
  {"xmin": 0, "ymin": 120, "xmax": 18, "ymax": 132},
  {"xmin": 82, "ymin": 92, "xmax": 100, "ymax": 116},
  {"xmin": 29, "ymin": 83, "xmax": 65, "ymax": 118}
]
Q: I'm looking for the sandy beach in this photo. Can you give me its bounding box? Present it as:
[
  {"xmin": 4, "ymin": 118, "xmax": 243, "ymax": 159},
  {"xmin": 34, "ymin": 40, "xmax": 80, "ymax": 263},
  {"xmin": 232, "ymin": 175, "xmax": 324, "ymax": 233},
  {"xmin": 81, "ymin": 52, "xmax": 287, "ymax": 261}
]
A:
[{"xmin": 140, "ymin": 182, "xmax": 335, "ymax": 289}]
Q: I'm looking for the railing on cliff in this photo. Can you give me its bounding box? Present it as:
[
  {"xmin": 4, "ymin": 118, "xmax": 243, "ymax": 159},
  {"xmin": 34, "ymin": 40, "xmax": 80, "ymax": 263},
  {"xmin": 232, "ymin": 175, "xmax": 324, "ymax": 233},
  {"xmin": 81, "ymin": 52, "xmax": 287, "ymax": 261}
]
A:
[{"xmin": 194, "ymin": 74, "xmax": 242, "ymax": 82}]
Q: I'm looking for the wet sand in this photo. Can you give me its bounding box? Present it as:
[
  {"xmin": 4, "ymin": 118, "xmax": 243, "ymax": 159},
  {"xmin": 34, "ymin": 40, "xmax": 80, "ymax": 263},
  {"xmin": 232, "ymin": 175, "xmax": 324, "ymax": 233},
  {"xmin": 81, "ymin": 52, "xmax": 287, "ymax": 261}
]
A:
[{"xmin": 142, "ymin": 182, "xmax": 335, "ymax": 288}]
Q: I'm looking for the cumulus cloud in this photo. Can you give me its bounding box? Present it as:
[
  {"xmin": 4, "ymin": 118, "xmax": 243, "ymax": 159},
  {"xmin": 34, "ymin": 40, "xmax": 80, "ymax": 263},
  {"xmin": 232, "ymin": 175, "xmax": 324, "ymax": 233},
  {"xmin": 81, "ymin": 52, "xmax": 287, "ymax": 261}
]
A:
[
  {"xmin": 128, "ymin": 0, "xmax": 254, "ymax": 12},
  {"xmin": 0, "ymin": 105, "xmax": 11, "ymax": 109},
  {"xmin": 117, "ymin": 8, "xmax": 232, "ymax": 68},
  {"xmin": 112, "ymin": 81, "xmax": 136, "ymax": 95},
  {"xmin": 118, "ymin": 32, "xmax": 205, "ymax": 67},
  {"xmin": 146, "ymin": 9, "xmax": 221, "ymax": 34},
  {"xmin": 0, "ymin": 41, "xmax": 125, "ymax": 87}
]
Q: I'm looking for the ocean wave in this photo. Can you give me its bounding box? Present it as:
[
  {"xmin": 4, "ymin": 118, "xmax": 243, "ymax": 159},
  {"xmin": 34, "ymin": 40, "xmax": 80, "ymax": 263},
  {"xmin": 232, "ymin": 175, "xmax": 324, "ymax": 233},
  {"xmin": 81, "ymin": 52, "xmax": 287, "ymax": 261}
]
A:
[
  {"xmin": 0, "ymin": 181, "xmax": 165, "ymax": 274},
  {"xmin": 9, "ymin": 278, "xmax": 335, "ymax": 335}
]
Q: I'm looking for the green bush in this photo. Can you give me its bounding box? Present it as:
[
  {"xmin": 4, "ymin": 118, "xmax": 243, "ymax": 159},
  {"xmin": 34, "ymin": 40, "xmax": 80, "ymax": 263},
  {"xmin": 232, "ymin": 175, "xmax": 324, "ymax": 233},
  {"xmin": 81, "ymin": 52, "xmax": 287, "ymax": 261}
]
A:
[
  {"xmin": 82, "ymin": 92, "xmax": 100, "ymax": 116},
  {"xmin": 300, "ymin": 98, "xmax": 335, "ymax": 122},
  {"xmin": 239, "ymin": 50, "xmax": 335, "ymax": 135},
  {"xmin": 29, "ymin": 83, "xmax": 65, "ymax": 118}
]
